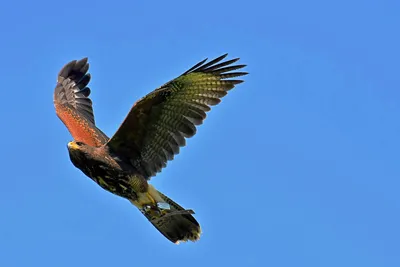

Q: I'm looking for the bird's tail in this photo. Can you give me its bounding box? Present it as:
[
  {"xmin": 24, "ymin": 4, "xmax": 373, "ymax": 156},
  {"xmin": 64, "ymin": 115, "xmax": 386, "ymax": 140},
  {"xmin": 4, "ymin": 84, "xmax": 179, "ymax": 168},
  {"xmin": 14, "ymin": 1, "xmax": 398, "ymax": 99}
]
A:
[{"xmin": 130, "ymin": 188, "xmax": 201, "ymax": 244}]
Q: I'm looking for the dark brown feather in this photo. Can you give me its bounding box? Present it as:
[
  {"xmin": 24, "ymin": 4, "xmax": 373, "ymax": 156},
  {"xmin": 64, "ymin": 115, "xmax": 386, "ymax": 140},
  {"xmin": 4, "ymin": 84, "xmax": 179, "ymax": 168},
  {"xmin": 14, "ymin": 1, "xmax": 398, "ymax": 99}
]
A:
[{"xmin": 106, "ymin": 54, "xmax": 248, "ymax": 178}]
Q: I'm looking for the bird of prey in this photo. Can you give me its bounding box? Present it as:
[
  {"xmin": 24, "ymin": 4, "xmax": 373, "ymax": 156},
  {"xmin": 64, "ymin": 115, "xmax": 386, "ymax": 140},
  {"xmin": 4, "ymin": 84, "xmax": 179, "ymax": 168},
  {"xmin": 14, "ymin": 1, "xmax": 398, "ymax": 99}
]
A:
[{"xmin": 53, "ymin": 54, "xmax": 248, "ymax": 244}]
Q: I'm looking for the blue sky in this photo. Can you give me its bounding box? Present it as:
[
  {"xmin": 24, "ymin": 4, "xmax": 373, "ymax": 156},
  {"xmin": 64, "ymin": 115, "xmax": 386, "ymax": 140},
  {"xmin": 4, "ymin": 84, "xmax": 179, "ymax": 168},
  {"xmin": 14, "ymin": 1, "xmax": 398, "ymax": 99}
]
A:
[{"xmin": 0, "ymin": 0, "xmax": 399, "ymax": 266}]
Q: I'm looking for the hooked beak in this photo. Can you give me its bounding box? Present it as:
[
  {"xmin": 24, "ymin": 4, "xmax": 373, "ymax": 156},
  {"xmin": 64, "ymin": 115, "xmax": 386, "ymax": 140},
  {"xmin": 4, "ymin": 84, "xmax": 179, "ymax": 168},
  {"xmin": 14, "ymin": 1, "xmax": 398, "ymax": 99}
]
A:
[{"xmin": 67, "ymin": 141, "xmax": 80, "ymax": 150}]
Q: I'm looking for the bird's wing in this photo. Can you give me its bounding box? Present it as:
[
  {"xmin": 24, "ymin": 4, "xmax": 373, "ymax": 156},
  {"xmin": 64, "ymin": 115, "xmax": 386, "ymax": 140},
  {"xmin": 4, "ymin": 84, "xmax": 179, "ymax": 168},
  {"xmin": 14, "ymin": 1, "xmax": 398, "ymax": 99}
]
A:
[
  {"xmin": 105, "ymin": 54, "xmax": 248, "ymax": 178},
  {"xmin": 54, "ymin": 58, "xmax": 109, "ymax": 147}
]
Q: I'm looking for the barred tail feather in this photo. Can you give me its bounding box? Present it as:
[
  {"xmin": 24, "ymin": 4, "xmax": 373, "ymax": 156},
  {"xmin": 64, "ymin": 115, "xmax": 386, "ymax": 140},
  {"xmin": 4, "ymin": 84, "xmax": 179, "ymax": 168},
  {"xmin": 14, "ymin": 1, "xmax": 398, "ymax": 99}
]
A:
[{"xmin": 131, "ymin": 190, "xmax": 201, "ymax": 244}]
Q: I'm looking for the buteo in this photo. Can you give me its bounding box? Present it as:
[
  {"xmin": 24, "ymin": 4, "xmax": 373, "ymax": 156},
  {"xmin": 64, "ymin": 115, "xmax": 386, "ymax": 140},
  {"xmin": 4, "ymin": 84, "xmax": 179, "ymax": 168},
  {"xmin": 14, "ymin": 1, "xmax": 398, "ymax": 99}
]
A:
[{"xmin": 53, "ymin": 54, "xmax": 248, "ymax": 244}]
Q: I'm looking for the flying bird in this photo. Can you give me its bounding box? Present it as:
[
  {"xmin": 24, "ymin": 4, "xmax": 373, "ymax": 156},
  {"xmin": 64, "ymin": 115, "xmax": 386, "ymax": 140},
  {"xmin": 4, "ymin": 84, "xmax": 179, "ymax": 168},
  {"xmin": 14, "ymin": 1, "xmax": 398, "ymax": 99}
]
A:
[{"xmin": 53, "ymin": 54, "xmax": 248, "ymax": 244}]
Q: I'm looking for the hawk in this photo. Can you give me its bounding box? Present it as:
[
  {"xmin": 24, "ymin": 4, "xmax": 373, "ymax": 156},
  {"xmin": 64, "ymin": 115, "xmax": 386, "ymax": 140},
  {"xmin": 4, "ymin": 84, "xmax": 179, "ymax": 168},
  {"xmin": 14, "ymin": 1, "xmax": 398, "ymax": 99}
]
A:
[{"xmin": 53, "ymin": 54, "xmax": 248, "ymax": 244}]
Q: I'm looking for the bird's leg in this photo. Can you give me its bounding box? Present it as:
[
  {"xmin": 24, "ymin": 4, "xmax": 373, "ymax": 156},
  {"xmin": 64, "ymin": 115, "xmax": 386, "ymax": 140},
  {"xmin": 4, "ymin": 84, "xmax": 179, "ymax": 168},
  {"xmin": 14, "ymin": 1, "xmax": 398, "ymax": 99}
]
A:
[
  {"xmin": 143, "ymin": 203, "xmax": 162, "ymax": 217},
  {"xmin": 143, "ymin": 202, "xmax": 174, "ymax": 217}
]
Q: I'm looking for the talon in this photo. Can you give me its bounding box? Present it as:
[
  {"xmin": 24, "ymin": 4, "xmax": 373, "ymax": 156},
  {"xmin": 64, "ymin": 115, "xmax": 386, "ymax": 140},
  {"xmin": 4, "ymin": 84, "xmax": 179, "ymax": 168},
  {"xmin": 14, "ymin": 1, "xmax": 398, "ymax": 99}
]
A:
[{"xmin": 143, "ymin": 204, "xmax": 162, "ymax": 217}]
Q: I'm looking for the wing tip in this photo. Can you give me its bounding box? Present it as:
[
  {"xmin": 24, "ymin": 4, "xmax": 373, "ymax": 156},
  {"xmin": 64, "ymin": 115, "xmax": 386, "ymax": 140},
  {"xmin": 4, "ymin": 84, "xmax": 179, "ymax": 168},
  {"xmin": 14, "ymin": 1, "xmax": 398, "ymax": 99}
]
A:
[
  {"xmin": 57, "ymin": 57, "xmax": 90, "ymax": 80},
  {"xmin": 184, "ymin": 53, "xmax": 247, "ymax": 76}
]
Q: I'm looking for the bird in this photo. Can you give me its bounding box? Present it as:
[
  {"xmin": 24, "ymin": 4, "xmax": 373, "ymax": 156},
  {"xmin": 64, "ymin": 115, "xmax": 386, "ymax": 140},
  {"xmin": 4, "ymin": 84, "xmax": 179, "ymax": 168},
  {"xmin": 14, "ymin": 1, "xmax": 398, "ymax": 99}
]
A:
[{"xmin": 53, "ymin": 54, "xmax": 248, "ymax": 244}]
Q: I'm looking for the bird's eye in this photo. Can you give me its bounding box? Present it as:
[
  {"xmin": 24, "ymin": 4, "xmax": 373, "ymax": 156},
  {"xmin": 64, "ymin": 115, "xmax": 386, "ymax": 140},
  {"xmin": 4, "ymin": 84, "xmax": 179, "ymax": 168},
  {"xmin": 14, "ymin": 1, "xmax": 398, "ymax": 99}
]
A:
[{"xmin": 75, "ymin": 141, "xmax": 83, "ymax": 146}]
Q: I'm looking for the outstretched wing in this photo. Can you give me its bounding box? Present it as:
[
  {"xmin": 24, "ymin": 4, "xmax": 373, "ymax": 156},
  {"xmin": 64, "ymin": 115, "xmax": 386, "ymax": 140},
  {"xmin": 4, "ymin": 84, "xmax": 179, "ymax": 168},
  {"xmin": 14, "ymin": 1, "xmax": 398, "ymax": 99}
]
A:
[
  {"xmin": 106, "ymin": 54, "xmax": 248, "ymax": 178},
  {"xmin": 53, "ymin": 58, "xmax": 109, "ymax": 147}
]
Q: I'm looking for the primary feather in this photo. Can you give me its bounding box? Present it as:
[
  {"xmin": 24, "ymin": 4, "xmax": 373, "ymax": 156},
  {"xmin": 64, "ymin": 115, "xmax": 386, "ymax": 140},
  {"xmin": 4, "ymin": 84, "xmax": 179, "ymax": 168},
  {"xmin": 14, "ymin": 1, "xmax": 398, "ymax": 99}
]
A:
[{"xmin": 106, "ymin": 54, "xmax": 248, "ymax": 178}]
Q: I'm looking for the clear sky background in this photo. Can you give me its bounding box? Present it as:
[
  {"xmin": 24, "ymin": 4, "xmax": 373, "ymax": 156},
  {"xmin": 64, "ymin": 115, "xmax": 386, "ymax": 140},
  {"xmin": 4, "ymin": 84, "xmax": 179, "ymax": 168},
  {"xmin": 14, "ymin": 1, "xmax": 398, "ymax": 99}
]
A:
[{"xmin": 0, "ymin": 0, "xmax": 399, "ymax": 266}]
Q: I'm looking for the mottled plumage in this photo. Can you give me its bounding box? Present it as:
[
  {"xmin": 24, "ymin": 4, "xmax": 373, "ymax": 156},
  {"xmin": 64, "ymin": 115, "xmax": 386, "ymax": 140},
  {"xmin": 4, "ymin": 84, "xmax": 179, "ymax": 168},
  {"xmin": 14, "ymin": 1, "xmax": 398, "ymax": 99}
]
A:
[{"xmin": 53, "ymin": 54, "xmax": 248, "ymax": 244}]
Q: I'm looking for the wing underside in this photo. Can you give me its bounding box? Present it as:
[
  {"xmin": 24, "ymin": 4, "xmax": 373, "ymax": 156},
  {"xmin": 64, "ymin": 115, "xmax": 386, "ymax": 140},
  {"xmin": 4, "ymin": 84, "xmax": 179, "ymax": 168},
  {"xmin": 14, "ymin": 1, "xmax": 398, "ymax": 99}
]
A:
[{"xmin": 54, "ymin": 58, "xmax": 108, "ymax": 146}]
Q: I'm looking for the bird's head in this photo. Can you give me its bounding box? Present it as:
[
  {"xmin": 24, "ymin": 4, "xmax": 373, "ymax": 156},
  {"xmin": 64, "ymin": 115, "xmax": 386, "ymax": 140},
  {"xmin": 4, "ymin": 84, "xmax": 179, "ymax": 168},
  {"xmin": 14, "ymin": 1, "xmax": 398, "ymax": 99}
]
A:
[
  {"xmin": 67, "ymin": 140, "xmax": 96, "ymax": 170},
  {"xmin": 67, "ymin": 140, "xmax": 93, "ymax": 160},
  {"xmin": 67, "ymin": 140, "xmax": 86, "ymax": 152}
]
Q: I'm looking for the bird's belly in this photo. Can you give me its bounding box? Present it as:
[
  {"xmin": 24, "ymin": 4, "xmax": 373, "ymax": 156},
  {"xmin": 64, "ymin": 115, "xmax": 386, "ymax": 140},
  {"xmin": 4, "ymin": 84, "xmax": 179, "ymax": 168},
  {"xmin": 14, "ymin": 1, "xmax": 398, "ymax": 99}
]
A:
[{"xmin": 88, "ymin": 167, "xmax": 146, "ymax": 201}]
